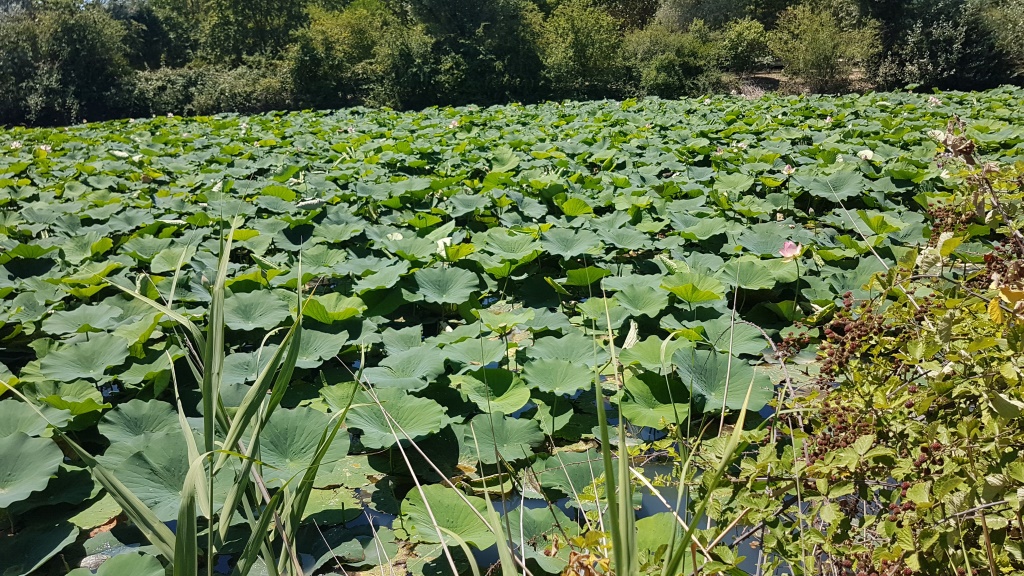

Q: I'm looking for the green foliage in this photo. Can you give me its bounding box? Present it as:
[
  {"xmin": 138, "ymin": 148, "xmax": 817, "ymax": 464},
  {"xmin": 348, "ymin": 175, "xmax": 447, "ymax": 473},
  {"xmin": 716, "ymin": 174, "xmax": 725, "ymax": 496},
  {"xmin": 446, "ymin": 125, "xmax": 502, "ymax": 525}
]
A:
[
  {"xmin": 0, "ymin": 2, "xmax": 134, "ymax": 125},
  {"xmin": 624, "ymin": 21, "xmax": 725, "ymax": 97},
  {"xmin": 719, "ymin": 17, "xmax": 769, "ymax": 74},
  {"xmin": 539, "ymin": 0, "xmax": 626, "ymax": 100},
  {"xmin": 769, "ymin": 3, "xmax": 880, "ymax": 92},
  {"xmin": 871, "ymin": 0, "xmax": 1011, "ymax": 90}
]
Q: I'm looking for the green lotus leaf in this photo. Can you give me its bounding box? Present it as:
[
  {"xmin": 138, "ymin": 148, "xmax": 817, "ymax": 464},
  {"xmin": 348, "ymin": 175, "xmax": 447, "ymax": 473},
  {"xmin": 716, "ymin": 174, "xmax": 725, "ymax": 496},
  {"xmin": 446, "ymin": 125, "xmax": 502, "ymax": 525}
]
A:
[
  {"xmin": 661, "ymin": 271, "xmax": 725, "ymax": 304},
  {"xmin": 346, "ymin": 388, "xmax": 448, "ymax": 449},
  {"xmin": 401, "ymin": 484, "xmax": 496, "ymax": 549},
  {"xmin": 451, "ymin": 368, "xmax": 530, "ymax": 414},
  {"xmin": 66, "ymin": 552, "xmax": 165, "ymax": 576},
  {"xmin": 636, "ymin": 512, "xmax": 683, "ymax": 568},
  {"xmin": 522, "ymin": 358, "xmax": 593, "ymax": 395},
  {"xmin": 563, "ymin": 266, "xmax": 610, "ymax": 287},
  {"xmin": 0, "ymin": 433, "xmax": 63, "ymax": 507},
  {"xmin": 303, "ymin": 294, "xmax": 365, "ymax": 324},
  {"xmin": 621, "ymin": 370, "xmax": 690, "ymax": 429},
  {"xmin": 412, "ymin": 266, "xmax": 481, "ymax": 305},
  {"xmin": 673, "ymin": 348, "xmax": 774, "ymax": 414},
  {"xmin": 38, "ymin": 334, "xmax": 130, "ymax": 383},
  {"xmin": 618, "ymin": 335, "xmax": 692, "ymax": 373},
  {"xmin": 97, "ymin": 399, "xmax": 178, "ymax": 448},
  {"xmin": 0, "ymin": 520, "xmax": 77, "ymax": 576},
  {"xmin": 490, "ymin": 147, "xmax": 520, "ymax": 173},
  {"xmin": 442, "ymin": 336, "xmax": 507, "ymax": 369},
  {"xmin": 720, "ymin": 256, "xmax": 777, "ymax": 290},
  {"xmin": 793, "ymin": 170, "xmax": 866, "ymax": 201},
  {"xmin": 41, "ymin": 303, "xmax": 123, "ymax": 335},
  {"xmin": 0, "ymin": 400, "xmax": 71, "ymax": 438},
  {"xmin": 151, "ymin": 243, "xmax": 197, "ymax": 274},
  {"xmin": 223, "ymin": 290, "xmax": 291, "ymax": 330},
  {"xmin": 541, "ymin": 228, "xmax": 602, "ymax": 259},
  {"xmin": 295, "ymin": 329, "xmax": 349, "ymax": 369},
  {"xmin": 702, "ymin": 317, "xmax": 769, "ymax": 357},
  {"xmin": 713, "ymin": 172, "xmax": 755, "ymax": 194},
  {"xmin": 528, "ymin": 332, "xmax": 608, "ymax": 368},
  {"xmin": 114, "ymin": 434, "xmax": 227, "ymax": 522},
  {"xmin": 532, "ymin": 449, "xmax": 604, "ymax": 500},
  {"xmin": 362, "ymin": 345, "xmax": 446, "ymax": 391},
  {"xmin": 614, "ymin": 284, "xmax": 669, "ymax": 318},
  {"xmin": 258, "ymin": 406, "xmax": 351, "ymax": 487},
  {"xmin": 465, "ymin": 412, "xmax": 543, "ymax": 464}
]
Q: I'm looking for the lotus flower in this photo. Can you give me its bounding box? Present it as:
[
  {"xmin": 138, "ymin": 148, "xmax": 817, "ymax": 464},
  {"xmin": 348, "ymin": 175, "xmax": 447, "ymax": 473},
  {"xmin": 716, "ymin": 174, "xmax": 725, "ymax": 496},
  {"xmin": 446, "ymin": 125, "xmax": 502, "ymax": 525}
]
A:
[
  {"xmin": 780, "ymin": 241, "xmax": 802, "ymax": 261},
  {"xmin": 782, "ymin": 164, "xmax": 795, "ymax": 176},
  {"xmin": 857, "ymin": 149, "xmax": 874, "ymax": 161}
]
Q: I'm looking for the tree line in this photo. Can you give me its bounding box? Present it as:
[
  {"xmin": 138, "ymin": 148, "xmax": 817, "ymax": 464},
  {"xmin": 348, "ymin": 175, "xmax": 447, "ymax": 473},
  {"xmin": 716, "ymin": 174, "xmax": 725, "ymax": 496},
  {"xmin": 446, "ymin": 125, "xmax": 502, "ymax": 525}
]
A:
[{"xmin": 1, "ymin": 0, "xmax": 1022, "ymax": 126}]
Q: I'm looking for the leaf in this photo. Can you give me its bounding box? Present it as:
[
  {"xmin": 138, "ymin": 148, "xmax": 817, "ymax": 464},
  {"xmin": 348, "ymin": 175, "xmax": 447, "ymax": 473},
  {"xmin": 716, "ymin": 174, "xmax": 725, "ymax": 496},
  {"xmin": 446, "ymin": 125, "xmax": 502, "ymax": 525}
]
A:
[
  {"xmin": 662, "ymin": 271, "xmax": 725, "ymax": 304},
  {"xmin": 490, "ymin": 147, "xmax": 520, "ymax": 173},
  {"xmin": 522, "ymin": 358, "xmax": 593, "ymax": 395},
  {"xmin": 258, "ymin": 406, "xmax": 351, "ymax": 487},
  {"xmin": 720, "ymin": 256, "xmax": 777, "ymax": 290},
  {"xmin": 541, "ymin": 228, "xmax": 602, "ymax": 259},
  {"xmin": 0, "ymin": 521, "xmax": 77, "ymax": 576},
  {"xmin": 346, "ymin": 388, "xmax": 448, "ymax": 449},
  {"xmin": 614, "ymin": 284, "xmax": 669, "ymax": 317},
  {"xmin": 412, "ymin": 266, "xmax": 481, "ymax": 305},
  {"xmin": 451, "ymin": 368, "xmax": 531, "ymax": 414},
  {"xmin": 98, "ymin": 399, "xmax": 179, "ymax": 448},
  {"xmin": 223, "ymin": 290, "xmax": 291, "ymax": 330},
  {"xmin": 42, "ymin": 303, "xmax": 123, "ymax": 335},
  {"xmin": 793, "ymin": 171, "xmax": 866, "ymax": 201},
  {"xmin": 990, "ymin": 298, "xmax": 1005, "ymax": 324},
  {"xmin": 401, "ymin": 484, "xmax": 496, "ymax": 549},
  {"xmin": 621, "ymin": 370, "xmax": 690, "ymax": 429},
  {"xmin": 673, "ymin": 348, "xmax": 774, "ymax": 413},
  {"xmin": 38, "ymin": 334, "xmax": 129, "ymax": 383},
  {"xmin": 0, "ymin": 400, "xmax": 71, "ymax": 438},
  {"xmin": 465, "ymin": 412, "xmax": 543, "ymax": 464},
  {"xmin": 66, "ymin": 552, "xmax": 165, "ymax": 576},
  {"xmin": 0, "ymin": 433, "xmax": 63, "ymax": 507},
  {"xmin": 564, "ymin": 266, "xmax": 610, "ymax": 286}
]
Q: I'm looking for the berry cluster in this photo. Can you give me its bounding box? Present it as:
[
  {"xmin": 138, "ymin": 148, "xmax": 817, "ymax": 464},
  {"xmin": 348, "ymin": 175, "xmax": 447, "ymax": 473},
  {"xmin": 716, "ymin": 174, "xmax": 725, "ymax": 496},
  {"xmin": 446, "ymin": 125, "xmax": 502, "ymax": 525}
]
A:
[
  {"xmin": 885, "ymin": 481, "xmax": 915, "ymax": 526},
  {"xmin": 818, "ymin": 293, "xmax": 885, "ymax": 376},
  {"xmin": 927, "ymin": 201, "xmax": 975, "ymax": 239},
  {"xmin": 840, "ymin": 550, "xmax": 916, "ymax": 576},
  {"xmin": 774, "ymin": 326, "xmax": 811, "ymax": 360},
  {"xmin": 911, "ymin": 441, "xmax": 944, "ymax": 476},
  {"xmin": 805, "ymin": 400, "xmax": 875, "ymax": 467}
]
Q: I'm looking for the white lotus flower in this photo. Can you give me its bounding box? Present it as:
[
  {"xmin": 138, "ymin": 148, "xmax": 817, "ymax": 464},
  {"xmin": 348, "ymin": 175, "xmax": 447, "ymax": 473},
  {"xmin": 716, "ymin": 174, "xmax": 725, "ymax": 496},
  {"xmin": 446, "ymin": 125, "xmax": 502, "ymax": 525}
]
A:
[
  {"xmin": 436, "ymin": 237, "xmax": 452, "ymax": 255},
  {"xmin": 386, "ymin": 232, "xmax": 404, "ymax": 241},
  {"xmin": 858, "ymin": 150, "xmax": 874, "ymax": 161},
  {"xmin": 39, "ymin": 144, "xmax": 51, "ymax": 152},
  {"xmin": 928, "ymin": 129, "xmax": 946, "ymax": 141},
  {"xmin": 9, "ymin": 141, "xmax": 22, "ymax": 149}
]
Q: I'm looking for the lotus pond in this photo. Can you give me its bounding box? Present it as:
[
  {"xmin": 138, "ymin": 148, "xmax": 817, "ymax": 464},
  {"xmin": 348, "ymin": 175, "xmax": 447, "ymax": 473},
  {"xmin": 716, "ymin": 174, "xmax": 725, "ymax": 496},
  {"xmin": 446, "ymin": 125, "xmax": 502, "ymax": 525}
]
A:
[{"xmin": 2, "ymin": 88, "xmax": 1024, "ymax": 576}]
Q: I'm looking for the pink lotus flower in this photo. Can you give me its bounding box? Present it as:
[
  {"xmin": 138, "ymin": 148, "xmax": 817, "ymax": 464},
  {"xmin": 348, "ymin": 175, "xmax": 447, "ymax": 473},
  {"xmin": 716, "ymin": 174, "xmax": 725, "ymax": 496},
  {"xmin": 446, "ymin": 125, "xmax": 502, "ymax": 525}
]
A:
[
  {"xmin": 780, "ymin": 241, "xmax": 802, "ymax": 261},
  {"xmin": 782, "ymin": 164, "xmax": 795, "ymax": 176}
]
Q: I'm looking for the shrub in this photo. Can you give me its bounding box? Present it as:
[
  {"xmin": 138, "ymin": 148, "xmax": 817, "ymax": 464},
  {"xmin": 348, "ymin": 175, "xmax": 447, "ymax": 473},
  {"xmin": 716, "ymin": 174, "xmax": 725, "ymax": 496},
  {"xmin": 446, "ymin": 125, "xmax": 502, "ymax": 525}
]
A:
[
  {"xmin": 0, "ymin": 3, "xmax": 135, "ymax": 126},
  {"xmin": 983, "ymin": 0, "xmax": 1024, "ymax": 79},
  {"xmin": 539, "ymin": 0, "xmax": 626, "ymax": 100},
  {"xmin": 872, "ymin": 0, "xmax": 1011, "ymax": 90},
  {"xmin": 769, "ymin": 3, "xmax": 880, "ymax": 92},
  {"xmin": 288, "ymin": 2, "xmax": 388, "ymax": 109},
  {"xmin": 624, "ymin": 21, "xmax": 724, "ymax": 97},
  {"xmin": 653, "ymin": 0, "xmax": 748, "ymax": 30},
  {"xmin": 191, "ymin": 59, "xmax": 294, "ymax": 115},
  {"xmin": 719, "ymin": 17, "xmax": 769, "ymax": 75},
  {"xmin": 132, "ymin": 66, "xmax": 205, "ymax": 116}
]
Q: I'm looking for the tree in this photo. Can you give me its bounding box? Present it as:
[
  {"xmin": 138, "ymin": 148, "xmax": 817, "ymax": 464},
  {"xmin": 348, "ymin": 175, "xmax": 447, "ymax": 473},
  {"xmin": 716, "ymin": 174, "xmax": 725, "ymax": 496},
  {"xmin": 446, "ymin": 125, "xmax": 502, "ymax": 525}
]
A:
[
  {"xmin": 769, "ymin": 3, "xmax": 880, "ymax": 92},
  {"xmin": 539, "ymin": 0, "xmax": 625, "ymax": 100}
]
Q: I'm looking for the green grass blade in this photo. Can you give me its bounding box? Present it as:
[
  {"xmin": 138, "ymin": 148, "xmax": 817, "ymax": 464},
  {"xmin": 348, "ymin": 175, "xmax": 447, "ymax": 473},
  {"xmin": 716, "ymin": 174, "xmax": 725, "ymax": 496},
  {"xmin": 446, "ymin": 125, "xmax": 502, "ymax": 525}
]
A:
[
  {"xmin": 174, "ymin": 453, "xmax": 212, "ymax": 576},
  {"xmin": 232, "ymin": 489, "xmax": 285, "ymax": 576}
]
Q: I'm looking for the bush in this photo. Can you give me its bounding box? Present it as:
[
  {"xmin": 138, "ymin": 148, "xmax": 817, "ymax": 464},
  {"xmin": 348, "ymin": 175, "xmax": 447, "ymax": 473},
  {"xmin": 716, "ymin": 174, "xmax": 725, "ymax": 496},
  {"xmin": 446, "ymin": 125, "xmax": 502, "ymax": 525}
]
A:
[
  {"xmin": 624, "ymin": 21, "xmax": 724, "ymax": 97},
  {"xmin": 653, "ymin": 0, "xmax": 748, "ymax": 30},
  {"xmin": 983, "ymin": 0, "xmax": 1024, "ymax": 80},
  {"xmin": 872, "ymin": 0, "xmax": 1011, "ymax": 90},
  {"xmin": 0, "ymin": 3, "xmax": 135, "ymax": 126},
  {"xmin": 289, "ymin": 3, "xmax": 388, "ymax": 108},
  {"xmin": 191, "ymin": 60, "xmax": 293, "ymax": 115},
  {"xmin": 769, "ymin": 4, "xmax": 880, "ymax": 92},
  {"xmin": 719, "ymin": 17, "xmax": 769, "ymax": 75},
  {"xmin": 132, "ymin": 66, "xmax": 205, "ymax": 116},
  {"xmin": 539, "ymin": 0, "xmax": 626, "ymax": 100}
]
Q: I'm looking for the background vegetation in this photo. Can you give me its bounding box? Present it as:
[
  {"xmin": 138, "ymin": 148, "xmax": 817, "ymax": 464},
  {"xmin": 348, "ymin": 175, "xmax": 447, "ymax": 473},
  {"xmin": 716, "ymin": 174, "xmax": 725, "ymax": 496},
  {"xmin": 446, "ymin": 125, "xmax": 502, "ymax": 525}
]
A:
[{"xmin": 2, "ymin": 0, "xmax": 1024, "ymax": 126}]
